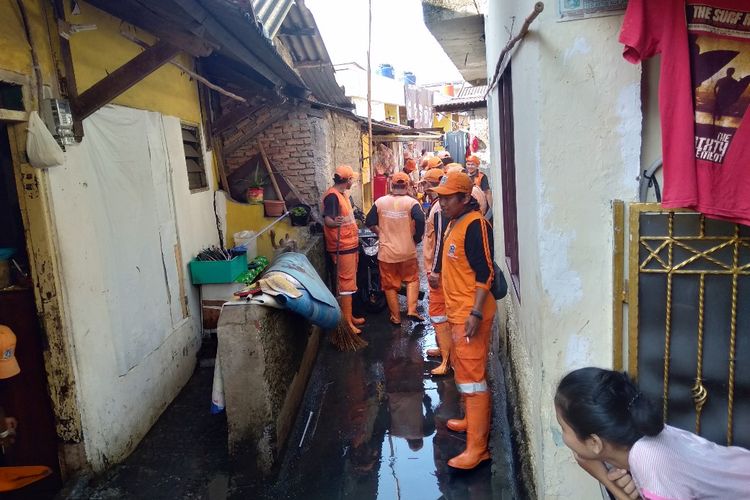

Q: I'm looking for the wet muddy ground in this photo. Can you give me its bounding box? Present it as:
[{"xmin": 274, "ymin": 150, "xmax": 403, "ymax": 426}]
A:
[{"xmin": 71, "ymin": 276, "xmax": 520, "ymax": 499}]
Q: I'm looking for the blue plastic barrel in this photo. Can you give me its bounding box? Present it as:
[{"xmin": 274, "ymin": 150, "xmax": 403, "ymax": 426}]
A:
[
  {"xmin": 379, "ymin": 63, "xmax": 395, "ymax": 79},
  {"xmin": 403, "ymin": 71, "xmax": 416, "ymax": 85}
]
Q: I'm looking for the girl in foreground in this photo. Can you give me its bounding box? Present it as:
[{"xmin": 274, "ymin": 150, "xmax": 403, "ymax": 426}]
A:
[{"xmin": 555, "ymin": 367, "xmax": 750, "ymax": 500}]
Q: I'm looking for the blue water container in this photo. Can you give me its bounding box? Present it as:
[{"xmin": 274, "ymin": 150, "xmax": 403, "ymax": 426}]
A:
[
  {"xmin": 379, "ymin": 63, "xmax": 395, "ymax": 79},
  {"xmin": 403, "ymin": 71, "xmax": 416, "ymax": 85}
]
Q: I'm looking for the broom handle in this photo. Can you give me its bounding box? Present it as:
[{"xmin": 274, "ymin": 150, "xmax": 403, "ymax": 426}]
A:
[{"xmin": 334, "ymin": 199, "xmax": 342, "ymax": 299}]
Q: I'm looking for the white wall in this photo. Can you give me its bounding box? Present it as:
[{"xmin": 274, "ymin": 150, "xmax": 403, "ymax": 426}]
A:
[
  {"xmin": 485, "ymin": 2, "xmax": 642, "ymax": 497},
  {"xmin": 45, "ymin": 105, "xmax": 219, "ymax": 470}
]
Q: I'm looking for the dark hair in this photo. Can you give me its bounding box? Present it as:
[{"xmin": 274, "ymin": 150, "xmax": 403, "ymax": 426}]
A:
[
  {"xmin": 333, "ymin": 174, "xmax": 349, "ymax": 184},
  {"xmin": 555, "ymin": 367, "xmax": 663, "ymax": 448}
]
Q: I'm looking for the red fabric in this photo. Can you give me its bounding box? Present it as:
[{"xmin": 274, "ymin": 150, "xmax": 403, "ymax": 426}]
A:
[
  {"xmin": 620, "ymin": 0, "xmax": 750, "ymax": 225},
  {"xmin": 373, "ymin": 175, "xmax": 388, "ymax": 201}
]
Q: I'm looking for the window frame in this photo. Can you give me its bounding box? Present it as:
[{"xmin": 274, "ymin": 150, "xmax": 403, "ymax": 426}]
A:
[
  {"xmin": 181, "ymin": 123, "xmax": 208, "ymax": 193},
  {"xmin": 498, "ymin": 64, "xmax": 520, "ymax": 297}
]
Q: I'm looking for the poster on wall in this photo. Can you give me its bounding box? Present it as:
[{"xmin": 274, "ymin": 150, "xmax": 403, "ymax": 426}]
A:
[{"xmin": 559, "ymin": 0, "xmax": 627, "ymax": 20}]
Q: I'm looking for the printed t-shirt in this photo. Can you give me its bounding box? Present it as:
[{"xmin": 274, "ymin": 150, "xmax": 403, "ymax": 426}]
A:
[
  {"xmin": 628, "ymin": 425, "xmax": 750, "ymax": 500},
  {"xmin": 620, "ymin": 0, "xmax": 750, "ymax": 225}
]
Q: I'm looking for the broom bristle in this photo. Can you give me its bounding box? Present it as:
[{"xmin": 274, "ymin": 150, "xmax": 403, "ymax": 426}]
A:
[{"xmin": 331, "ymin": 320, "xmax": 368, "ymax": 351}]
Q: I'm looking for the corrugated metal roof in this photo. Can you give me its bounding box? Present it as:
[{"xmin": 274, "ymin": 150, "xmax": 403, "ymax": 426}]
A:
[
  {"xmin": 277, "ymin": 1, "xmax": 354, "ymax": 109},
  {"xmin": 251, "ymin": 0, "xmax": 295, "ymax": 38},
  {"xmin": 433, "ymin": 84, "xmax": 487, "ymax": 111}
]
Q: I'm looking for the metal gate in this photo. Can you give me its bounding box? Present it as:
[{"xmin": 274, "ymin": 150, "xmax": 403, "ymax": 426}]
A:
[{"xmin": 616, "ymin": 203, "xmax": 750, "ymax": 447}]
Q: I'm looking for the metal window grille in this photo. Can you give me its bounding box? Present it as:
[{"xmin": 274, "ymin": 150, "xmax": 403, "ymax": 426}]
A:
[{"xmin": 182, "ymin": 125, "xmax": 206, "ymax": 190}]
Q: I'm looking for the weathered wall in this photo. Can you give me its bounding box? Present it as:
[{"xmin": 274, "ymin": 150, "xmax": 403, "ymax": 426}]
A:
[
  {"xmin": 217, "ymin": 237, "xmax": 325, "ymax": 474},
  {"xmin": 226, "ymin": 107, "xmax": 363, "ymax": 212},
  {"xmin": 485, "ymin": 1, "xmax": 642, "ymax": 497},
  {"xmin": 1, "ymin": 0, "xmax": 219, "ymax": 473}
]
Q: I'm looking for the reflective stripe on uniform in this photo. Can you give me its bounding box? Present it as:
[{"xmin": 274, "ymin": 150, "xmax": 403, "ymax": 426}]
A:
[
  {"xmin": 430, "ymin": 315, "xmax": 448, "ymax": 323},
  {"xmin": 456, "ymin": 381, "xmax": 488, "ymax": 394}
]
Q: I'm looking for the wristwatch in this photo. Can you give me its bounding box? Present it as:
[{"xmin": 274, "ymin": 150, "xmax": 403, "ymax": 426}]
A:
[{"xmin": 470, "ymin": 309, "xmax": 483, "ymax": 320}]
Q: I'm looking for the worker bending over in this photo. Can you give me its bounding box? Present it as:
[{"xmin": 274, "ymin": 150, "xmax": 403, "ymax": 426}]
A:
[
  {"xmin": 422, "ymin": 168, "xmax": 452, "ymax": 376},
  {"xmin": 432, "ymin": 171, "xmax": 496, "ymax": 470},
  {"xmin": 365, "ymin": 172, "xmax": 425, "ymax": 325},
  {"xmin": 322, "ymin": 165, "xmax": 365, "ymax": 334}
]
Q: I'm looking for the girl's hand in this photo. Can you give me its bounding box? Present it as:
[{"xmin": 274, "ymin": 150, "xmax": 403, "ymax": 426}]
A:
[{"xmin": 607, "ymin": 468, "xmax": 640, "ymax": 499}]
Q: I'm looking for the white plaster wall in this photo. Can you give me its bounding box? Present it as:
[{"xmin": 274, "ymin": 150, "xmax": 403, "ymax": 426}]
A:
[
  {"xmin": 485, "ymin": 2, "xmax": 642, "ymax": 497},
  {"xmin": 45, "ymin": 106, "xmax": 219, "ymax": 470}
]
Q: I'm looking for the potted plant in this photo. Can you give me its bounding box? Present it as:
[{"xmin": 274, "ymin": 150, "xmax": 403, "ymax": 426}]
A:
[
  {"xmin": 290, "ymin": 204, "xmax": 311, "ymax": 226},
  {"xmin": 246, "ymin": 166, "xmax": 266, "ymax": 204}
]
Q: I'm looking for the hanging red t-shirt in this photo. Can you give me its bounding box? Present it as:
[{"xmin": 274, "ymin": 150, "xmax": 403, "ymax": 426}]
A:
[{"xmin": 620, "ymin": 0, "xmax": 750, "ymax": 225}]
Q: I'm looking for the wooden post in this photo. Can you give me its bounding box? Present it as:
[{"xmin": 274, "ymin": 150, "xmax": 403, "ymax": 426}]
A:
[
  {"xmin": 366, "ymin": 0, "xmax": 373, "ymax": 202},
  {"xmin": 257, "ymin": 140, "xmax": 286, "ymax": 211}
]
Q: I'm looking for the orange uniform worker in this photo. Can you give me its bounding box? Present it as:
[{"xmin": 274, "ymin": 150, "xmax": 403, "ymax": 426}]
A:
[
  {"xmin": 322, "ymin": 165, "xmax": 365, "ymax": 334},
  {"xmin": 431, "ymin": 171, "xmax": 496, "ymax": 470},
  {"xmin": 466, "ymin": 155, "xmax": 492, "ymax": 218},
  {"xmin": 446, "ymin": 163, "xmax": 488, "ymax": 215},
  {"xmin": 365, "ymin": 172, "xmax": 425, "ymax": 325},
  {"xmin": 0, "ymin": 325, "xmax": 52, "ymax": 492},
  {"xmin": 422, "ymin": 168, "xmax": 452, "ymax": 376}
]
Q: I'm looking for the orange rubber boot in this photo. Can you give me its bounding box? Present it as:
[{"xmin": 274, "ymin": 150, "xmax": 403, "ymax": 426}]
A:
[
  {"xmin": 385, "ymin": 289, "xmax": 401, "ymax": 325},
  {"xmin": 339, "ymin": 295, "xmax": 362, "ymax": 334},
  {"xmin": 448, "ymin": 392, "xmax": 491, "ymax": 469},
  {"xmin": 406, "ymin": 281, "xmax": 424, "ymax": 321},
  {"xmin": 430, "ymin": 322, "xmax": 452, "ymax": 376},
  {"xmin": 447, "ymin": 394, "xmax": 467, "ymax": 432},
  {"xmin": 0, "ymin": 465, "xmax": 52, "ymax": 492}
]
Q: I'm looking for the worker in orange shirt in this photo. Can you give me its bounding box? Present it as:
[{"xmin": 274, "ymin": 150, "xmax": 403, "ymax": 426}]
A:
[
  {"xmin": 421, "ymin": 168, "xmax": 451, "ymax": 375},
  {"xmin": 431, "ymin": 171, "xmax": 496, "ymax": 470},
  {"xmin": 445, "ymin": 164, "xmax": 488, "ymax": 216},
  {"xmin": 322, "ymin": 165, "xmax": 365, "ymax": 334},
  {"xmin": 466, "ymin": 155, "xmax": 492, "ymax": 218},
  {"xmin": 365, "ymin": 172, "xmax": 425, "ymax": 325}
]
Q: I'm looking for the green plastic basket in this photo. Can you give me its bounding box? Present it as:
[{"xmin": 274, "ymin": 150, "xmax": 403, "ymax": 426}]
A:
[{"xmin": 189, "ymin": 255, "xmax": 246, "ymax": 284}]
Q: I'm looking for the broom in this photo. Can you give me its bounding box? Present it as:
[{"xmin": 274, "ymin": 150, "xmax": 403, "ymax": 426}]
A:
[{"xmin": 330, "ymin": 217, "xmax": 367, "ymax": 351}]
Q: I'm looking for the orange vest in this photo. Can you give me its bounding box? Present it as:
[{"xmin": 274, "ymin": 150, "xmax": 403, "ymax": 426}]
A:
[
  {"xmin": 374, "ymin": 194, "xmax": 419, "ymax": 263},
  {"xmin": 473, "ymin": 172, "xmax": 486, "ymax": 188},
  {"xmin": 441, "ymin": 210, "xmax": 496, "ymax": 323},
  {"xmin": 322, "ymin": 187, "xmax": 358, "ymax": 253}
]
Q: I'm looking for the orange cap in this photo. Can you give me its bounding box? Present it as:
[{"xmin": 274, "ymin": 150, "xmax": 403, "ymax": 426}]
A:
[
  {"xmin": 391, "ymin": 172, "xmax": 411, "ymax": 185},
  {"xmin": 431, "ymin": 171, "xmax": 473, "ymax": 196},
  {"xmin": 0, "ymin": 325, "xmax": 21, "ymax": 379},
  {"xmin": 426, "ymin": 157, "xmax": 443, "ymax": 170},
  {"xmin": 466, "ymin": 155, "xmax": 480, "ymax": 165},
  {"xmin": 445, "ymin": 163, "xmax": 465, "ymax": 174},
  {"xmin": 335, "ymin": 165, "xmax": 358, "ymax": 180},
  {"xmin": 404, "ymin": 159, "xmax": 416, "ymax": 173},
  {"xmin": 422, "ymin": 168, "xmax": 444, "ymax": 184}
]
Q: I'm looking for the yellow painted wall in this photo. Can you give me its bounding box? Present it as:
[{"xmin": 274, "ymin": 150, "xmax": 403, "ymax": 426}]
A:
[
  {"xmin": 433, "ymin": 113, "xmax": 451, "ymax": 133},
  {"xmin": 0, "ymin": 1, "xmax": 57, "ymax": 84},
  {"xmin": 65, "ymin": 2, "xmax": 202, "ymax": 124},
  {"xmin": 225, "ymin": 201, "xmax": 308, "ymax": 260},
  {"xmin": 383, "ymin": 103, "xmax": 399, "ymax": 124}
]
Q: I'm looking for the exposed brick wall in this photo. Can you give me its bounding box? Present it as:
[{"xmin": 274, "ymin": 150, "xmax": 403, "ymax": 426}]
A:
[{"xmin": 224, "ymin": 105, "xmax": 363, "ymax": 214}]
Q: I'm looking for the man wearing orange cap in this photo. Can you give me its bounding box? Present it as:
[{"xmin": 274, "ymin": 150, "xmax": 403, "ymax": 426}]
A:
[
  {"xmin": 425, "ymin": 156, "xmax": 444, "ymax": 171},
  {"xmin": 0, "ymin": 325, "xmax": 53, "ymax": 492},
  {"xmin": 421, "ymin": 168, "xmax": 451, "ymax": 375},
  {"xmin": 466, "ymin": 155, "xmax": 492, "ymax": 218},
  {"xmin": 446, "ymin": 163, "xmax": 488, "ymax": 216},
  {"xmin": 365, "ymin": 172, "xmax": 425, "ymax": 325},
  {"xmin": 322, "ymin": 165, "xmax": 365, "ymax": 334},
  {"xmin": 431, "ymin": 171, "xmax": 496, "ymax": 470}
]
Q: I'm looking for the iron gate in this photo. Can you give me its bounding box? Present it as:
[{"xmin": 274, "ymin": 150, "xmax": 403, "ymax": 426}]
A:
[{"xmin": 618, "ymin": 203, "xmax": 750, "ymax": 447}]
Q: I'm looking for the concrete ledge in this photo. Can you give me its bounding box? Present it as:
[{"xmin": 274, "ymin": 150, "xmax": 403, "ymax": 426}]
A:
[{"xmin": 217, "ymin": 235, "xmax": 326, "ymax": 475}]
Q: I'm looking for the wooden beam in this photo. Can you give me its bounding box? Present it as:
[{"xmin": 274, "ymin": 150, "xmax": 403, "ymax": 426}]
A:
[
  {"xmin": 211, "ymin": 102, "xmax": 267, "ymax": 136},
  {"xmin": 0, "ymin": 109, "xmax": 28, "ymax": 122},
  {"xmin": 223, "ymin": 107, "xmax": 289, "ymax": 156},
  {"xmin": 74, "ymin": 40, "xmax": 181, "ymax": 121},
  {"xmin": 294, "ymin": 60, "xmax": 331, "ymax": 69},
  {"xmin": 85, "ymin": 0, "xmax": 216, "ymax": 58},
  {"xmin": 53, "ymin": 0, "xmax": 83, "ymax": 139},
  {"xmin": 278, "ymin": 27, "xmax": 316, "ymax": 36}
]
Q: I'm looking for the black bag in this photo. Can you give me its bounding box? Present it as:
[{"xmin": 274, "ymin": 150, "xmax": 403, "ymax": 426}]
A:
[{"xmin": 490, "ymin": 262, "xmax": 508, "ymax": 300}]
